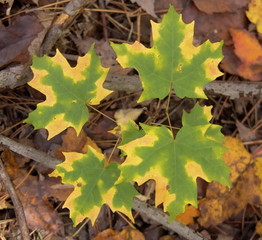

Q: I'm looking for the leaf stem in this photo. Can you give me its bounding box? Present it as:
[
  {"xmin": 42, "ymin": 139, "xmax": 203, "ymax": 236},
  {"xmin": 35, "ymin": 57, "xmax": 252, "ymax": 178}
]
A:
[
  {"xmin": 165, "ymin": 84, "xmax": 173, "ymax": 136},
  {"xmin": 104, "ymin": 135, "xmax": 121, "ymax": 167}
]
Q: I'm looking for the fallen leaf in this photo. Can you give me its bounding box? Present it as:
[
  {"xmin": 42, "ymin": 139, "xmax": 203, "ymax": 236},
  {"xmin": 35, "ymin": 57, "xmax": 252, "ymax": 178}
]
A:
[
  {"xmin": 115, "ymin": 108, "xmax": 143, "ymax": 124},
  {"xmin": 222, "ymin": 137, "xmax": 251, "ymax": 183},
  {"xmin": 198, "ymin": 137, "xmax": 262, "ymax": 227},
  {"xmin": 92, "ymin": 228, "xmax": 145, "ymax": 240},
  {"xmin": 192, "ymin": 0, "xmax": 249, "ymax": 14},
  {"xmin": 246, "ymin": 0, "xmax": 262, "ymax": 33},
  {"xmin": 236, "ymin": 120, "xmax": 257, "ymax": 142},
  {"xmin": 25, "ymin": 44, "xmax": 111, "ymax": 139},
  {"xmin": 176, "ymin": 205, "xmax": 200, "ymax": 225},
  {"xmin": 118, "ymin": 104, "xmax": 230, "ymax": 220},
  {"xmin": 112, "ymin": 5, "xmax": 223, "ymax": 101},
  {"xmin": 131, "ymin": 0, "xmax": 157, "ymax": 18},
  {"xmin": 58, "ymin": 127, "xmax": 101, "ymax": 154},
  {"xmin": 230, "ymin": 28, "xmax": 262, "ymax": 81},
  {"xmin": 154, "ymin": 0, "xmax": 183, "ymax": 12},
  {"xmin": 0, "ymin": 15, "xmax": 43, "ymax": 68},
  {"xmin": 112, "ymin": 120, "xmax": 145, "ymax": 146},
  {"xmin": 50, "ymin": 148, "xmax": 138, "ymax": 225},
  {"xmin": 181, "ymin": 1, "xmax": 247, "ymax": 44},
  {"xmin": 1, "ymin": 150, "xmax": 69, "ymax": 235},
  {"xmin": 256, "ymin": 221, "xmax": 262, "ymax": 235}
]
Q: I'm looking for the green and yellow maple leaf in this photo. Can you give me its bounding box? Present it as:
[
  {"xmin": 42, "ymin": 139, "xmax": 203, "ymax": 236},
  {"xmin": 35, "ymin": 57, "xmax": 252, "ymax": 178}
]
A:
[
  {"xmin": 111, "ymin": 6, "xmax": 223, "ymax": 102},
  {"xmin": 50, "ymin": 147, "xmax": 138, "ymax": 225},
  {"xmin": 118, "ymin": 121, "xmax": 145, "ymax": 146},
  {"xmin": 117, "ymin": 104, "xmax": 231, "ymax": 220},
  {"xmin": 25, "ymin": 45, "xmax": 111, "ymax": 139}
]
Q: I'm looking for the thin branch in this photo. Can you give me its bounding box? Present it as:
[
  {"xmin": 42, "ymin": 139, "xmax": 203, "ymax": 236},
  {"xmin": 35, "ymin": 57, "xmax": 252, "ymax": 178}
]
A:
[
  {"xmin": 39, "ymin": 0, "xmax": 96, "ymax": 55},
  {"xmin": 133, "ymin": 197, "xmax": 208, "ymax": 240},
  {"xmin": 0, "ymin": 134, "xmax": 208, "ymax": 240},
  {"xmin": 104, "ymin": 73, "xmax": 262, "ymax": 99},
  {"xmin": 0, "ymin": 134, "xmax": 61, "ymax": 169},
  {"xmin": 0, "ymin": 156, "xmax": 30, "ymax": 240}
]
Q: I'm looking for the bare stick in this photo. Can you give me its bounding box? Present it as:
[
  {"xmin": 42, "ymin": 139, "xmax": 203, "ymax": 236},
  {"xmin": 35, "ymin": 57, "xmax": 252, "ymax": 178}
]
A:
[
  {"xmin": 0, "ymin": 134, "xmax": 61, "ymax": 169},
  {"xmin": 133, "ymin": 197, "xmax": 208, "ymax": 240},
  {"xmin": 104, "ymin": 73, "xmax": 262, "ymax": 99},
  {"xmin": 40, "ymin": 0, "xmax": 96, "ymax": 55},
  {"xmin": 0, "ymin": 156, "xmax": 30, "ymax": 240},
  {"xmin": 0, "ymin": 134, "xmax": 207, "ymax": 239}
]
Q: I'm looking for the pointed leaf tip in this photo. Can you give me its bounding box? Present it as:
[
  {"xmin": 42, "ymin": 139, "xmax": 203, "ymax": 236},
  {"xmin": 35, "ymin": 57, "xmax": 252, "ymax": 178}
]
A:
[
  {"xmin": 111, "ymin": 5, "xmax": 223, "ymax": 102},
  {"xmin": 118, "ymin": 104, "xmax": 230, "ymax": 220},
  {"xmin": 25, "ymin": 44, "xmax": 112, "ymax": 139},
  {"xmin": 50, "ymin": 146, "xmax": 138, "ymax": 225}
]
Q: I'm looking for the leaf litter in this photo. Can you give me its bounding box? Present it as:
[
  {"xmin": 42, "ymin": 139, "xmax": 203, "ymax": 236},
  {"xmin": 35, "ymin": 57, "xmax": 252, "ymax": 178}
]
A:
[{"xmin": 0, "ymin": 0, "xmax": 262, "ymax": 239}]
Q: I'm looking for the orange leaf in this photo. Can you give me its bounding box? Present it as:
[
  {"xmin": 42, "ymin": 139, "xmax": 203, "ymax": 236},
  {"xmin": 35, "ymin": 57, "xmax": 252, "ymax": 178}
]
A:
[
  {"xmin": 176, "ymin": 205, "xmax": 200, "ymax": 225},
  {"xmin": 92, "ymin": 228, "xmax": 145, "ymax": 240},
  {"xmin": 230, "ymin": 28, "xmax": 262, "ymax": 81},
  {"xmin": 198, "ymin": 137, "xmax": 262, "ymax": 227}
]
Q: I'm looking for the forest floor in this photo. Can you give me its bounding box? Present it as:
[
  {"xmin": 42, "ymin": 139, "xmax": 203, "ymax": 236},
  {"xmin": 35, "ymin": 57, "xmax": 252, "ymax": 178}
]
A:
[{"xmin": 0, "ymin": 0, "xmax": 262, "ymax": 239}]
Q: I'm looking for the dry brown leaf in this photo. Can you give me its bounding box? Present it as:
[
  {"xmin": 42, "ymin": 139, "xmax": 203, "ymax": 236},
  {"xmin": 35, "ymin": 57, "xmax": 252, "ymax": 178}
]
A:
[
  {"xmin": 58, "ymin": 127, "xmax": 101, "ymax": 155},
  {"xmin": 198, "ymin": 137, "xmax": 262, "ymax": 227},
  {"xmin": 236, "ymin": 120, "xmax": 257, "ymax": 142},
  {"xmin": 192, "ymin": 0, "xmax": 249, "ymax": 14},
  {"xmin": 154, "ymin": 0, "xmax": 184, "ymax": 12},
  {"xmin": 131, "ymin": 0, "xmax": 157, "ymax": 18},
  {"xmin": 176, "ymin": 205, "xmax": 200, "ymax": 225},
  {"xmin": 92, "ymin": 228, "xmax": 145, "ymax": 240},
  {"xmin": 0, "ymin": 15, "xmax": 43, "ymax": 68},
  {"xmin": 1, "ymin": 150, "xmax": 70, "ymax": 235},
  {"xmin": 182, "ymin": 2, "xmax": 247, "ymax": 45}
]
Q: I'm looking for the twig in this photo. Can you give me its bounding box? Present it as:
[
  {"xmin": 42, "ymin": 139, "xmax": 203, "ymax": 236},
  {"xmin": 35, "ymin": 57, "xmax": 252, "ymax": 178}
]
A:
[
  {"xmin": 0, "ymin": 134, "xmax": 61, "ymax": 169},
  {"xmin": 98, "ymin": 0, "xmax": 108, "ymax": 40},
  {"xmin": 0, "ymin": 156, "xmax": 30, "ymax": 240},
  {"xmin": 39, "ymin": 0, "xmax": 96, "ymax": 55},
  {"xmin": 133, "ymin": 197, "xmax": 208, "ymax": 240},
  {"xmin": 103, "ymin": 73, "xmax": 262, "ymax": 99},
  {"xmin": 0, "ymin": 134, "xmax": 208, "ymax": 239}
]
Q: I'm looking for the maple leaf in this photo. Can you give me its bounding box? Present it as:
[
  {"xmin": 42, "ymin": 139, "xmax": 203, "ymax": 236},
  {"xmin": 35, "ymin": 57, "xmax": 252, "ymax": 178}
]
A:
[
  {"xmin": 117, "ymin": 121, "xmax": 145, "ymax": 146},
  {"xmin": 25, "ymin": 45, "xmax": 112, "ymax": 139},
  {"xmin": 230, "ymin": 28, "xmax": 262, "ymax": 81},
  {"xmin": 111, "ymin": 5, "xmax": 223, "ymax": 102},
  {"xmin": 117, "ymin": 104, "xmax": 230, "ymax": 220},
  {"xmin": 246, "ymin": 0, "xmax": 262, "ymax": 34},
  {"xmin": 199, "ymin": 137, "xmax": 262, "ymax": 227},
  {"xmin": 50, "ymin": 147, "xmax": 138, "ymax": 225}
]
